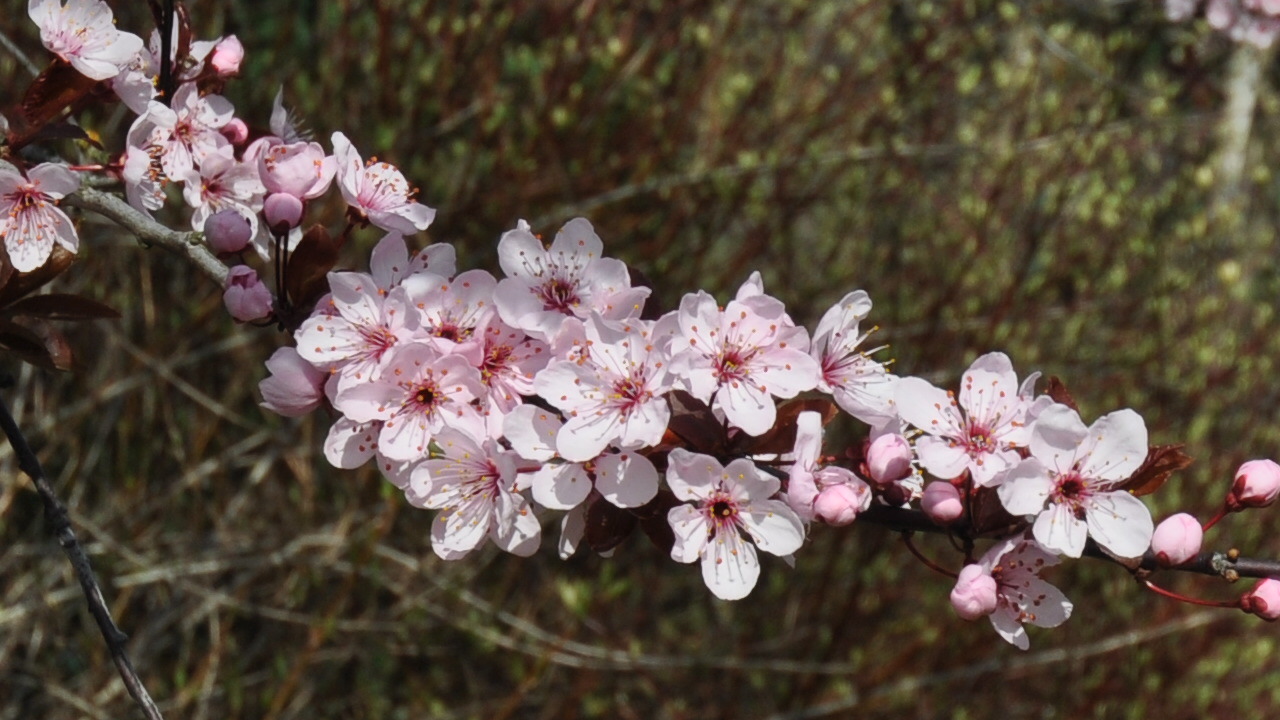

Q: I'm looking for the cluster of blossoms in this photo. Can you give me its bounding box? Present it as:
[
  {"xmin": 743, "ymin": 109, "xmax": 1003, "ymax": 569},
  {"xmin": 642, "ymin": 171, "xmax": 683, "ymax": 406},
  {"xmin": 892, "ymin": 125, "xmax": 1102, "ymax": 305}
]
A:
[
  {"xmin": 1167, "ymin": 0, "xmax": 1280, "ymax": 47},
  {"xmin": 12, "ymin": 0, "xmax": 1280, "ymax": 655}
]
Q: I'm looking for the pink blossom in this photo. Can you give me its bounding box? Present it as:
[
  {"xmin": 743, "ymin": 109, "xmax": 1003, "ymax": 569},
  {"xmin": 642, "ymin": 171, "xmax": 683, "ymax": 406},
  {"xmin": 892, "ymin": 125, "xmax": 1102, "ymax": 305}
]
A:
[
  {"xmin": 668, "ymin": 274, "xmax": 821, "ymax": 436},
  {"xmin": 332, "ymin": 132, "xmax": 435, "ymax": 234},
  {"xmin": 810, "ymin": 290, "xmax": 898, "ymax": 426},
  {"xmin": 334, "ymin": 342, "xmax": 486, "ymax": 461},
  {"xmin": 258, "ymin": 347, "xmax": 326, "ymax": 417},
  {"xmin": 494, "ymin": 218, "xmax": 650, "ymax": 342},
  {"xmin": 263, "ymin": 192, "xmax": 304, "ymax": 233},
  {"xmin": 895, "ymin": 352, "xmax": 1033, "ymax": 487},
  {"xmin": 29, "ymin": 0, "xmax": 144, "ymax": 81},
  {"xmin": 504, "ymin": 405, "xmax": 658, "ymax": 511},
  {"xmin": 975, "ymin": 538, "xmax": 1072, "ymax": 650},
  {"xmin": 1228, "ymin": 459, "xmax": 1280, "ymax": 510},
  {"xmin": 533, "ymin": 315, "xmax": 674, "ymax": 461},
  {"xmin": 368, "ymin": 232, "xmax": 456, "ymax": 294},
  {"xmin": 121, "ymin": 145, "xmax": 167, "ymax": 217},
  {"xmin": 0, "ymin": 163, "xmax": 80, "ymax": 272},
  {"xmin": 998, "ymin": 404, "xmax": 1153, "ymax": 559},
  {"xmin": 667, "ymin": 449, "xmax": 804, "ymax": 600},
  {"xmin": 475, "ymin": 315, "xmax": 549, "ymax": 417},
  {"xmin": 950, "ymin": 564, "xmax": 999, "ymax": 621},
  {"xmin": 294, "ymin": 271, "xmax": 420, "ymax": 392},
  {"xmin": 181, "ymin": 147, "xmax": 264, "ymax": 236},
  {"xmin": 402, "ymin": 268, "xmax": 497, "ymax": 352},
  {"xmin": 406, "ymin": 427, "xmax": 540, "ymax": 559},
  {"xmin": 223, "ymin": 265, "xmax": 273, "ymax": 322},
  {"xmin": 785, "ymin": 411, "xmax": 870, "ymax": 524},
  {"xmin": 323, "ymin": 417, "xmax": 380, "ymax": 469},
  {"xmin": 1150, "ymin": 513, "xmax": 1203, "ymax": 567},
  {"xmin": 111, "ymin": 27, "xmax": 216, "ymax": 113},
  {"xmin": 922, "ymin": 481, "xmax": 964, "ymax": 524},
  {"xmin": 127, "ymin": 84, "xmax": 234, "ymax": 181},
  {"xmin": 257, "ymin": 140, "xmax": 336, "ymax": 200},
  {"xmin": 1241, "ymin": 578, "xmax": 1280, "ymax": 621}
]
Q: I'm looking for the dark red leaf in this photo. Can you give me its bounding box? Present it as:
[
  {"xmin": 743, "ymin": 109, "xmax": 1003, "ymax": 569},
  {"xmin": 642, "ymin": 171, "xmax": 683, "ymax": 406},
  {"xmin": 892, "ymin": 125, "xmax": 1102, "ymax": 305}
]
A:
[
  {"xmin": 21, "ymin": 60, "xmax": 101, "ymax": 129},
  {"xmin": 583, "ymin": 494, "xmax": 637, "ymax": 554},
  {"xmin": 735, "ymin": 396, "xmax": 839, "ymax": 456},
  {"xmin": 284, "ymin": 224, "xmax": 340, "ymax": 320},
  {"xmin": 0, "ymin": 318, "xmax": 62, "ymax": 370},
  {"xmin": 18, "ymin": 121, "xmax": 102, "ymax": 149},
  {"xmin": 0, "ymin": 245, "xmax": 77, "ymax": 308},
  {"xmin": 662, "ymin": 389, "xmax": 727, "ymax": 455},
  {"xmin": 6, "ymin": 293, "xmax": 120, "ymax": 321},
  {"xmin": 1118, "ymin": 444, "xmax": 1194, "ymax": 497},
  {"xmin": 633, "ymin": 489, "xmax": 682, "ymax": 554},
  {"xmin": 968, "ymin": 483, "xmax": 1024, "ymax": 537},
  {"xmin": 1045, "ymin": 376, "xmax": 1079, "ymax": 413}
]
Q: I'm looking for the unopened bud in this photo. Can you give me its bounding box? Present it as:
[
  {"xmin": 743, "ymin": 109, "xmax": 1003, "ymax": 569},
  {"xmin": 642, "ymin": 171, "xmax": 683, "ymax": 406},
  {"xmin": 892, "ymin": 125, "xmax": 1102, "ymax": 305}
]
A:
[
  {"xmin": 205, "ymin": 209, "xmax": 253, "ymax": 253},
  {"xmin": 922, "ymin": 481, "xmax": 964, "ymax": 524},
  {"xmin": 867, "ymin": 433, "xmax": 914, "ymax": 484},
  {"xmin": 1150, "ymin": 513, "xmax": 1202, "ymax": 567},
  {"xmin": 950, "ymin": 564, "xmax": 998, "ymax": 621},
  {"xmin": 223, "ymin": 265, "xmax": 273, "ymax": 322},
  {"xmin": 813, "ymin": 482, "xmax": 870, "ymax": 526},
  {"xmin": 1229, "ymin": 459, "xmax": 1280, "ymax": 511},
  {"xmin": 221, "ymin": 117, "xmax": 249, "ymax": 145},
  {"xmin": 211, "ymin": 35, "xmax": 244, "ymax": 76},
  {"xmin": 1241, "ymin": 578, "xmax": 1280, "ymax": 621},
  {"xmin": 264, "ymin": 192, "xmax": 304, "ymax": 235}
]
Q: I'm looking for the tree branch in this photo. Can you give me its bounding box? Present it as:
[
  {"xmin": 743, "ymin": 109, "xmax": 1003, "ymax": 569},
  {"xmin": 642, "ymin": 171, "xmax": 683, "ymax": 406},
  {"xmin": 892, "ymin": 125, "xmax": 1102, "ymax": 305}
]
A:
[
  {"xmin": 62, "ymin": 186, "xmax": 229, "ymax": 286},
  {"xmin": 857, "ymin": 505, "xmax": 1280, "ymax": 580},
  {"xmin": 0, "ymin": 388, "xmax": 165, "ymax": 720}
]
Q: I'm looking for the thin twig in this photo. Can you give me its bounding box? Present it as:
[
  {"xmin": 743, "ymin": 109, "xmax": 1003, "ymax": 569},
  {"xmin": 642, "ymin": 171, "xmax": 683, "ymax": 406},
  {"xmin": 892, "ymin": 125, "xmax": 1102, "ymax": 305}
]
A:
[
  {"xmin": 0, "ymin": 24, "xmax": 41, "ymax": 78},
  {"xmin": 0, "ymin": 390, "xmax": 165, "ymax": 720},
  {"xmin": 62, "ymin": 186, "xmax": 229, "ymax": 285}
]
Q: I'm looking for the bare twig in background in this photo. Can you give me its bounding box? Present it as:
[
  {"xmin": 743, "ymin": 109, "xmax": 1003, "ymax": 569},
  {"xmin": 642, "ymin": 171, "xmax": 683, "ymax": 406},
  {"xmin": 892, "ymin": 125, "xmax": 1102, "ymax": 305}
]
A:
[
  {"xmin": 0, "ymin": 23, "xmax": 41, "ymax": 77},
  {"xmin": 0, "ymin": 389, "xmax": 165, "ymax": 720}
]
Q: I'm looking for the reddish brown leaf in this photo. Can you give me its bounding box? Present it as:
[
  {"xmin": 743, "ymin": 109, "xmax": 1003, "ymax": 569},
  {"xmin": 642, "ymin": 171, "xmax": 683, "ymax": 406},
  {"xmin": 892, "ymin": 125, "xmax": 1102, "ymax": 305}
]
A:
[
  {"xmin": 583, "ymin": 494, "xmax": 637, "ymax": 554},
  {"xmin": 21, "ymin": 60, "xmax": 101, "ymax": 129},
  {"xmin": 0, "ymin": 245, "xmax": 77, "ymax": 308},
  {"xmin": 633, "ymin": 489, "xmax": 682, "ymax": 554},
  {"xmin": 6, "ymin": 293, "xmax": 120, "ymax": 321},
  {"xmin": 0, "ymin": 318, "xmax": 62, "ymax": 370},
  {"xmin": 663, "ymin": 389, "xmax": 726, "ymax": 455},
  {"xmin": 284, "ymin": 224, "xmax": 340, "ymax": 320},
  {"xmin": 19, "ymin": 121, "xmax": 102, "ymax": 149},
  {"xmin": 1045, "ymin": 376, "xmax": 1079, "ymax": 413},
  {"xmin": 1118, "ymin": 444, "xmax": 1194, "ymax": 497},
  {"xmin": 735, "ymin": 396, "xmax": 839, "ymax": 456},
  {"xmin": 968, "ymin": 484, "xmax": 1024, "ymax": 537}
]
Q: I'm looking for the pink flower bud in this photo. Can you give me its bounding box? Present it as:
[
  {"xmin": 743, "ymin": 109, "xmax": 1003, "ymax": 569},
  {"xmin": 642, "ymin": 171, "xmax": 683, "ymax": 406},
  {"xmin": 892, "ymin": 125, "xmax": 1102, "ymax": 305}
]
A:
[
  {"xmin": 264, "ymin": 192, "xmax": 304, "ymax": 234},
  {"xmin": 211, "ymin": 35, "xmax": 244, "ymax": 76},
  {"xmin": 867, "ymin": 433, "xmax": 913, "ymax": 484},
  {"xmin": 1241, "ymin": 578, "xmax": 1280, "ymax": 621},
  {"xmin": 223, "ymin": 265, "xmax": 273, "ymax": 322},
  {"xmin": 922, "ymin": 481, "xmax": 964, "ymax": 524},
  {"xmin": 205, "ymin": 209, "xmax": 253, "ymax": 253},
  {"xmin": 812, "ymin": 482, "xmax": 869, "ymax": 526},
  {"xmin": 1150, "ymin": 513, "xmax": 1202, "ymax": 567},
  {"xmin": 1229, "ymin": 459, "xmax": 1280, "ymax": 510},
  {"xmin": 220, "ymin": 117, "xmax": 249, "ymax": 145},
  {"xmin": 259, "ymin": 347, "xmax": 326, "ymax": 417},
  {"xmin": 951, "ymin": 564, "xmax": 998, "ymax": 621}
]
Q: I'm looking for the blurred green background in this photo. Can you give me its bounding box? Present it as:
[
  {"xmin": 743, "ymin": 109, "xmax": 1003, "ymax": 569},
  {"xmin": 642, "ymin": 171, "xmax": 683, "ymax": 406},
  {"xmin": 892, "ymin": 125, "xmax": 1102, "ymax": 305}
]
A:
[{"xmin": 4, "ymin": 0, "xmax": 1280, "ymax": 717}]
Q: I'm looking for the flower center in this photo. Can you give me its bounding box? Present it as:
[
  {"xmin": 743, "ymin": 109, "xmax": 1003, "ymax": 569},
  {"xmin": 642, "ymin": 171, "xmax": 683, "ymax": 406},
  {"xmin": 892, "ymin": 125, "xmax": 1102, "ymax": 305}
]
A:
[{"xmin": 538, "ymin": 277, "xmax": 579, "ymax": 312}]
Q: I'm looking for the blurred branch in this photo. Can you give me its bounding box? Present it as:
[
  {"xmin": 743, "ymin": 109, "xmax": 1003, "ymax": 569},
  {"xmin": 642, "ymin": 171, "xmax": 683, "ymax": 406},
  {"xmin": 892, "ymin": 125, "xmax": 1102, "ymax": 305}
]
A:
[
  {"xmin": 0, "ymin": 24, "xmax": 41, "ymax": 78},
  {"xmin": 1211, "ymin": 42, "xmax": 1274, "ymax": 229},
  {"xmin": 62, "ymin": 186, "xmax": 229, "ymax": 286},
  {"xmin": 0, "ymin": 390, "xmax": 165, "ymax": 720}
]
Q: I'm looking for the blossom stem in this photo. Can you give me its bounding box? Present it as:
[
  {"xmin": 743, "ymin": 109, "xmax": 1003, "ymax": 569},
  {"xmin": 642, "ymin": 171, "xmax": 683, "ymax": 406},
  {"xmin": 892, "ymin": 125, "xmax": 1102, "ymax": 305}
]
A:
[
  {"xmin": 1201, "ymin": 507, "xmax": 1228, "ymax": 532},
  {"xmin": 1140, "ymin": 579, "xmax": 1239, "ymax": 608},
  {"xmin": 901, "ymin": 532, "xmax": 958, "ymax": 579}
]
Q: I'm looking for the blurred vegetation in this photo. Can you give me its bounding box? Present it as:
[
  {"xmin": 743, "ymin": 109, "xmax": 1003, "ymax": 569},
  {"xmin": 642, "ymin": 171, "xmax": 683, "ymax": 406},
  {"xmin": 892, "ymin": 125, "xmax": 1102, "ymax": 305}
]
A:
[{"xmin": 3, "ymin": 0, "xmax": 1280, "ymax": 717}]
